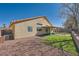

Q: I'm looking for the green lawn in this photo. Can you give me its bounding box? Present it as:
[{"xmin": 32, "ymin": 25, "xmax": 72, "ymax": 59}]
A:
[{"xmin": 42, "ymin": 33, "xmax": 78, "ymax": 55}]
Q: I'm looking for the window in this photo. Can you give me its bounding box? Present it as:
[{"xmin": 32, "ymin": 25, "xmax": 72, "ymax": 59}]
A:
[
  {"xmin": 36, "ymin": 23, "xmax": 42, "ymax": 31},
  {"xmin": 27, "ymin": 26, "xmax": 32, "ymax": 32},
  {"xmin": 37, "ymin": 27, "xmax": 42, "ymax": 31}
]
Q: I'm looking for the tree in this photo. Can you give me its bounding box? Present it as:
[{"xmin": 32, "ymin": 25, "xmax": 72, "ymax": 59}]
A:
[
  {"xmin": 64, "ymin": 16, "xmax": 76, "ymax": 30},
  {"xmin": 2, "ymin": 23, "xmax": 6, "ymax": 28},
  {"xmin": 60, "ymin": 3, "xmax": 79, "ymax": 30},
  {"xmin": 10, "ymin": 19, "xmax": 15, "ymax": 24}
]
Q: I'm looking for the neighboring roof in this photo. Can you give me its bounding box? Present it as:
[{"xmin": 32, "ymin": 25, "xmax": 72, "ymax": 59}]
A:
[
  {"xmin": 0, "ymin": 27, "xmax": 10, "ymax": 30},
  {"xmin": 9, "ymin": 16, "xmax": 53, "ymax": 27},
  {"xmin": 0, "ymin": 27, "xmax": 5, "ymax": 30}
]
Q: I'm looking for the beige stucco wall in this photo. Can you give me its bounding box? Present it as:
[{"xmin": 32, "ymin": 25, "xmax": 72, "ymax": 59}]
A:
[
  {"xmin": 37, "ymin": 17, "xmax": 52, "ymax": 27},
  {"xmin": 14, "ymin": 17, "xmax": 52, "ymax": 39}
]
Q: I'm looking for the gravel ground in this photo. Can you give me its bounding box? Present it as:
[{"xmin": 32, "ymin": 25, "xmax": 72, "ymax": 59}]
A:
[{"xmin": 0, "ymin": 36, "xmax": 71, "ymax": 56}]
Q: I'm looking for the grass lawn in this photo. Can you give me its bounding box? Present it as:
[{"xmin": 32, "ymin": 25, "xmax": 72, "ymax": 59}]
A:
[{"xmin": 42, "ymin": 33, "xmax": 78, "ymax": 55}]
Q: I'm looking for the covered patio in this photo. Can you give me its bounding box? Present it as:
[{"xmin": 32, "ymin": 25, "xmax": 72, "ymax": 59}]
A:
[{"xmin": 36, "ymin": 26, "xmax": 53, "ymax": 36}]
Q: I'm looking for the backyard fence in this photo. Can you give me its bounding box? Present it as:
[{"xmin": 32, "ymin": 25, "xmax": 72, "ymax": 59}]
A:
[{"xmin": 71, "ymin": 31, "xmax": 79, "ymax": 55}]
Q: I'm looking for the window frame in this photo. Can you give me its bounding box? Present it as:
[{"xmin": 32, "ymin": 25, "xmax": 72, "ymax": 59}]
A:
[{"xmin": 27, "ymin": 26, "xmax": 33, "ymax": 32}]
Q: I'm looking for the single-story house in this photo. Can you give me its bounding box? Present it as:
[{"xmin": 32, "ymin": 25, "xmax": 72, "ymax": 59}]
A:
[{"xmin": 9, "ymin": 16, "xmax": 53, "ymax": 39}]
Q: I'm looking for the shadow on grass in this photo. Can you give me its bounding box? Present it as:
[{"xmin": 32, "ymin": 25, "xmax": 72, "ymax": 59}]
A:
[{"xmin": 43, "ymin": 39, "xmax": 78, "ymax": 56}]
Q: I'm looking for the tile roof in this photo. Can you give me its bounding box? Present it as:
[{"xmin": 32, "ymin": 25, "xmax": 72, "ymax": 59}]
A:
[{"xmin": 9, "ymin": 16, "xmax": 52, "ymax": 27}]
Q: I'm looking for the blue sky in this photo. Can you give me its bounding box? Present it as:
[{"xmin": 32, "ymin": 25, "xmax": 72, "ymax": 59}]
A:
[{"xmin": 0, "ymin": 3, "xmax": 65, "ymax": 27}]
